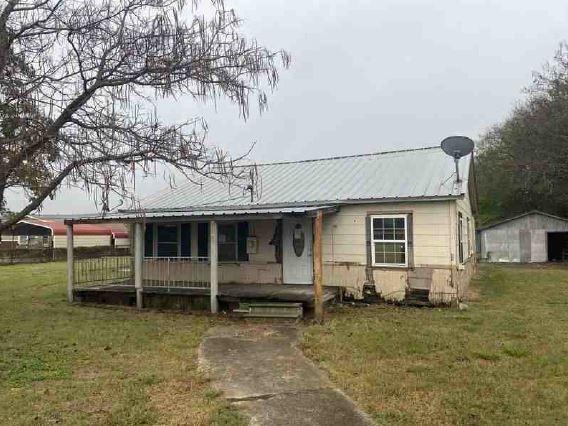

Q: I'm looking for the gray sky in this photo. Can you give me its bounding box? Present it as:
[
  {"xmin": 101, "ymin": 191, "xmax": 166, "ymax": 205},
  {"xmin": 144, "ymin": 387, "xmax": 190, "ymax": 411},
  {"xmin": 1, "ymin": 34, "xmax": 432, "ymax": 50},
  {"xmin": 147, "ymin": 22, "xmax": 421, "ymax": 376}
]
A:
[{"xmin": 7, "ymin": 0, "xmax": 568, "ymax": 214}]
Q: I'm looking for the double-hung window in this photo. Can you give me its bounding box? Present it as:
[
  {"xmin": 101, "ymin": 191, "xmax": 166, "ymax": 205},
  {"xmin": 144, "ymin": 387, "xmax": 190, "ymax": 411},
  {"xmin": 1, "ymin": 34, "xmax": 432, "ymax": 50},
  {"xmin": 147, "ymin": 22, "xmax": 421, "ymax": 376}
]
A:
[{"xmin": 371, "ymin": 214, "xmax": 408, "ymax": 267}]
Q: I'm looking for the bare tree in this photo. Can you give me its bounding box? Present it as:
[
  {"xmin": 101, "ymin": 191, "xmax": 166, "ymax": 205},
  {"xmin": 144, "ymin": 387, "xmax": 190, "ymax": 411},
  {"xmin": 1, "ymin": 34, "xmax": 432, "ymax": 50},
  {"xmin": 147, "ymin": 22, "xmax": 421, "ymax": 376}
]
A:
[{"xmin": 0, "ymin": 0, "xmax": 290, "ymax": 231}]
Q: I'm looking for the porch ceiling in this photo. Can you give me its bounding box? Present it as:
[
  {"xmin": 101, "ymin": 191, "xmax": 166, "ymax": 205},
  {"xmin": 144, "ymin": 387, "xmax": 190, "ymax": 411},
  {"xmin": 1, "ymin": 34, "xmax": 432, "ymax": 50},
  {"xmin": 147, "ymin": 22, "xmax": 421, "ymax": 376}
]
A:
[{"xmin": 66, "ymin": 205, "xmax": 338, "ymax": 224}]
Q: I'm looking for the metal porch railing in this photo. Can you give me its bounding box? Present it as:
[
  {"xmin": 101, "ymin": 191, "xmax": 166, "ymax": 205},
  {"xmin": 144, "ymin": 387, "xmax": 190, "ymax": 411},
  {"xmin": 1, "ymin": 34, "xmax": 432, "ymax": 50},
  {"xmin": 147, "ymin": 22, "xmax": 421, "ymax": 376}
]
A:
[
  {"xmin": 73, "ymin": 256, "xmax": 133, "ymax": 288},
  {"xmin": 142, "ymin": 257, "xmax": 210, "ymax": 289}
]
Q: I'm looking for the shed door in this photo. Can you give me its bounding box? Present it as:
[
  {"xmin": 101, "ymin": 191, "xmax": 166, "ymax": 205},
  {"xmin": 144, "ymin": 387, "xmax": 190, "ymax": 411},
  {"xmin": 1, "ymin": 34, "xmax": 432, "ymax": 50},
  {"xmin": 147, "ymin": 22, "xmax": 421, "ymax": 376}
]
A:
[
  {"xmin": 282, "ymin": 217, "xmax": 313, "ymax": 284},
  {"xmin": 519, "ymin": 230, "xmax": 531, "ymax": 263}
]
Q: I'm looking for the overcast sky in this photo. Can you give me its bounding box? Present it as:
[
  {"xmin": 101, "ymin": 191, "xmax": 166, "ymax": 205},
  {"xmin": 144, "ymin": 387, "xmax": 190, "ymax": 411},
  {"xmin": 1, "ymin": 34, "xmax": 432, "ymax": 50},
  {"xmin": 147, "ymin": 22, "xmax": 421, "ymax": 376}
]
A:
[{"xmin": 7, "ymin": 0, "xmax": 568, "ymax": 214}]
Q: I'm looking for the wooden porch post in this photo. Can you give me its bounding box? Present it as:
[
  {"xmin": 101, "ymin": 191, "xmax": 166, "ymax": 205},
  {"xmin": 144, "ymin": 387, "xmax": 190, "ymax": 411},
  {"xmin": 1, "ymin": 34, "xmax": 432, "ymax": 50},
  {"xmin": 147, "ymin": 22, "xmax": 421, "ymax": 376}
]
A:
[
  {"xmin": 210, "ymin": 220, "xmax": 219, "ymax": 313},
  {"xmin": 314, "ymin": 210, "xmax": 324, "ymax": 322},
  {"xmin": 66, "ymin": 223, "xmax": 74, "ymax": 303},
  {"xmin": 134, "ymin": 222, "xmax": 144, "ymax": 310}
]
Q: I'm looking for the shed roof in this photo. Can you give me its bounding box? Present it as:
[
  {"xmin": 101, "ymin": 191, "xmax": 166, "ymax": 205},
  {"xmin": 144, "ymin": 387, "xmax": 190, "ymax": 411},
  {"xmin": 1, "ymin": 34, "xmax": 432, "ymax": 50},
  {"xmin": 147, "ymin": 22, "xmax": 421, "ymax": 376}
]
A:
[
  {"xmin": 477, "ymin": 210, "xmax": 568, "ymax": 232},
  {"xmin": 141, "ymin": 146, "xmax": 469, "ymax": 211},
  {"xmin": 19, "ymin": 217, "xmax": 128, "ymax": 237}
]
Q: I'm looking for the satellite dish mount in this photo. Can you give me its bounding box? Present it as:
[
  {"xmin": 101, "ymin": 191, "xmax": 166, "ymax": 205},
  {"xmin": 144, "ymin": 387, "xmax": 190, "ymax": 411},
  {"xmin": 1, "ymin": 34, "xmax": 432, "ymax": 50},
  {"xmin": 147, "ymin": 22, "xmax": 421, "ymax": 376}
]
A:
[{"xmin": 440, "ymin": 136, "xmax": 474, "ymax": 183}]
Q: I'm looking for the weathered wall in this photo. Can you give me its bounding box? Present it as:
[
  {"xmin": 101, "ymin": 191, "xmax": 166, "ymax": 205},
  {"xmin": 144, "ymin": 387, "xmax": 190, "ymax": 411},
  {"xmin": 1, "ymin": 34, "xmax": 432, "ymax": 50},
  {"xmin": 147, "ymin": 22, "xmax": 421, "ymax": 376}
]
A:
[
  {"xmin": 217, "ymin": 219, "xmax": 281, "ymax": 283},
  {"xmin": 479, "ymin": 213, "xmax": 568, "ymax": 263},
  {"xmin": 321, "ymin": 200, "xmax": 474, "ymax": 302}
]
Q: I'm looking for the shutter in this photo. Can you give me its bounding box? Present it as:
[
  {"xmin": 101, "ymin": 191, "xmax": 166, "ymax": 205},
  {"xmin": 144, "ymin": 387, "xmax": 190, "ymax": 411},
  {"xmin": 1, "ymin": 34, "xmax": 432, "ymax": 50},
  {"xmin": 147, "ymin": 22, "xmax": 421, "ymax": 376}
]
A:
[
  {"xmin": 237, "ymin": 221, "xmax": 249, "ymax": 262},
  {"xmin": 406, "ymin": 213, "xmax": 414, "ymax": 268},
  {"xmin": 197, "ymin": 222, "xmax": 209, "ymax": 258},
  {"xmin": 365, "ymin": 215, "xmax": 372, "ymax": 267},
  {"xmin": 180, "ymin": 223, "xmax": 191, "ymax": 257},
  {"xmin": 144, "ymin": 223, "xmax": 153, "ymax": 257}
]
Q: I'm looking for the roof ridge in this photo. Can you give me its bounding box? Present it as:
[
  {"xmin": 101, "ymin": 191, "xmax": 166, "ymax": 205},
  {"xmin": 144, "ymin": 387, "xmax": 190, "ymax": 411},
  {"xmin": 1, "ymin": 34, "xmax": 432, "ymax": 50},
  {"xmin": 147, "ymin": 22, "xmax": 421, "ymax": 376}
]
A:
[{"xmin": 235, "ymin": 145, "xmax": 440, "ymax": 168}]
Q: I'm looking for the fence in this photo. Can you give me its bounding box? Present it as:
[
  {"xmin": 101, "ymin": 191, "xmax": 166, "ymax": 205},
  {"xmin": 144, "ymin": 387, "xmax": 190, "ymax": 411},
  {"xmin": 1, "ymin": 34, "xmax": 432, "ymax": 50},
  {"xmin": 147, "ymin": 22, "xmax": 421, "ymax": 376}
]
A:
[
  {"xmin": 74, "ymin": 256, "xmax": 133, "ymax": 288},
  {"xmin": 1, "ymin": 246, "xmax": 130, "ymax": 265},
  {"xmin": 142, "ymin": 257, "xmax": 210, "ymax": 289}
]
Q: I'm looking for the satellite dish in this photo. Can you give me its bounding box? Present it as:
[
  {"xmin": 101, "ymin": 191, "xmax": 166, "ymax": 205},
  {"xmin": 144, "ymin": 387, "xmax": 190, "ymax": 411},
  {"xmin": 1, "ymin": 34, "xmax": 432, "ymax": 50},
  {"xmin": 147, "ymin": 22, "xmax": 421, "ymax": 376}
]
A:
[
  {"xmin": 441, "ymin": 136, "xmax": 474, "ymax": 159},
  {"xmin": 440, "ymin": 136, "xmax": 474, "ymax": 183}
]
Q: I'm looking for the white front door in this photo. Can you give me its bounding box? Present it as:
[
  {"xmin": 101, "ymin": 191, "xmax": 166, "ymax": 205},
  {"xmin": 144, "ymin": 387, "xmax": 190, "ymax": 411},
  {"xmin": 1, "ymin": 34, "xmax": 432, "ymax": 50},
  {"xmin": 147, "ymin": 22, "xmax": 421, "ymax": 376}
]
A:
[{"xmin": 282, "ymin": 217, "xmax": 313, "ymax": 284}]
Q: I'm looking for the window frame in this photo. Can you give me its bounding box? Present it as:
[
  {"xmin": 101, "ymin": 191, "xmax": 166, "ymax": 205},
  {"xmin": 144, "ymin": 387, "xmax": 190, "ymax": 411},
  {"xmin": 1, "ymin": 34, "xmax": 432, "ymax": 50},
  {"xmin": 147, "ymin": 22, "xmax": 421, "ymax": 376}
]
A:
[{"xmin": 370, "ymin": 214, "xmax": 409, "ymax": 268}]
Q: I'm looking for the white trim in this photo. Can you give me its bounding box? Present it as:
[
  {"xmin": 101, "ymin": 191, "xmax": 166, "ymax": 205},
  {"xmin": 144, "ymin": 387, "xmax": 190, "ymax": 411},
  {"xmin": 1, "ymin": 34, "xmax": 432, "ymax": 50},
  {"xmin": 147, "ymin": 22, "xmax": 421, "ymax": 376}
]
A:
[{"xmin": 370, "ymin": 214, "xmax": 408, "ymax": 267}]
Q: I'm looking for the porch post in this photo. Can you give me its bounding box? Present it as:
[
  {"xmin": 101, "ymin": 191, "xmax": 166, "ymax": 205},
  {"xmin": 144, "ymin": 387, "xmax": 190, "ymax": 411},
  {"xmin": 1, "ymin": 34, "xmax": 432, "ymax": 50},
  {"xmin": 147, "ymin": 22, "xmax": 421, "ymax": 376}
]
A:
[
  {"xmin": 210, "ymin": 220, "xmax": 219, "ymax": 313},
  {"xmin": 134, "ymin": 222, "xmax": 144, "ymax": 309},
  {"xmin": 313, "ymin": 210, "xmax": 324, "ymax": 322},
  {"xmin": 66, "ymin": 223, "xmax": 74, "ymax": 303}
]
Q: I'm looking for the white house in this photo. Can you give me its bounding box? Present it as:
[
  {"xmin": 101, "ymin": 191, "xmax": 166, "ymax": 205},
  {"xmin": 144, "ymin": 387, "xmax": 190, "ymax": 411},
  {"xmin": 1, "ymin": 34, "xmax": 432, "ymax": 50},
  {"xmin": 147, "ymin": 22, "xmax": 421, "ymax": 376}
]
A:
[{"xmin": 65, "ymin": 145, "xmax": 477, "ymax": 312}]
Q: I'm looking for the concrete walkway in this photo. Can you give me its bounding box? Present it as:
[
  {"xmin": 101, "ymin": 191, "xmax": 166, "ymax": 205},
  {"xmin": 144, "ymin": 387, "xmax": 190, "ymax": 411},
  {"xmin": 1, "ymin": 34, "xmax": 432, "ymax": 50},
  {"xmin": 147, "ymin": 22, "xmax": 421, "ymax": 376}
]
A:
[{"xmin": 198, "ymin": 324, "xmax": 374, "ymax": 426}]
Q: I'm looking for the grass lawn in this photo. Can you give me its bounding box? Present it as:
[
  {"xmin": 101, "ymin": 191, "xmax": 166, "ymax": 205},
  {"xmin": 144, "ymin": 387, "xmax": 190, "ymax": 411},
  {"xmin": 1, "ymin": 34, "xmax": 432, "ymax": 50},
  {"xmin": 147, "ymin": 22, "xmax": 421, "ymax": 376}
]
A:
[
  {"xmin": 302, "ymin": 264, "xmax": 568, "ymax": 425},
  {"xmin": 0, "ymin": 262, "xmax": 244, "ymax": 425}
]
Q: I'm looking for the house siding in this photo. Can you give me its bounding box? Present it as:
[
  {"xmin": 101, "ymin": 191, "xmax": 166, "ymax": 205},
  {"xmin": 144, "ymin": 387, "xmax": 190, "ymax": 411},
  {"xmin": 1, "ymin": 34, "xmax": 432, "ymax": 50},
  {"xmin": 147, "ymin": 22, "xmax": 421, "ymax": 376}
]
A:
[{"xmin": 319, "ymin": 197, "xmax": 476, "ymax": 303}]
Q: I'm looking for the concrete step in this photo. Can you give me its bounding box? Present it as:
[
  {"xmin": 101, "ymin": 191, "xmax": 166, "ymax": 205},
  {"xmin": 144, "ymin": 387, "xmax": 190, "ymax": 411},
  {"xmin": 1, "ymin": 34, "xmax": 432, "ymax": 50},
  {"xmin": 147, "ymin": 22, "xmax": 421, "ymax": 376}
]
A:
[{"xmin": 233, "ymin": 301, "xmax": 304, "ymax": 318}]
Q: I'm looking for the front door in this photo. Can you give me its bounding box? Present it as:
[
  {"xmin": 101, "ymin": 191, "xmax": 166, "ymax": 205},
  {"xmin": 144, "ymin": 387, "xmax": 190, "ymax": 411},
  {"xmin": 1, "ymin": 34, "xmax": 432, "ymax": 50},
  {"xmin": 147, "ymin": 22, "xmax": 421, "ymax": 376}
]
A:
[{"xmin": 282, "ymin": 217, "xmax": 313, "ymax": 284}]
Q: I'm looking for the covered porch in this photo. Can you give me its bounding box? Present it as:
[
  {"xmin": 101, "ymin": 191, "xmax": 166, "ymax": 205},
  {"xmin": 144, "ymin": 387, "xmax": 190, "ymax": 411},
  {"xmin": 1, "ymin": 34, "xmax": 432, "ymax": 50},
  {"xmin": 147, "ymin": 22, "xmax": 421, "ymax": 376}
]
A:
[{"xmin": 64, "ymin": 206, "xmax": 338, "ymax": 318}]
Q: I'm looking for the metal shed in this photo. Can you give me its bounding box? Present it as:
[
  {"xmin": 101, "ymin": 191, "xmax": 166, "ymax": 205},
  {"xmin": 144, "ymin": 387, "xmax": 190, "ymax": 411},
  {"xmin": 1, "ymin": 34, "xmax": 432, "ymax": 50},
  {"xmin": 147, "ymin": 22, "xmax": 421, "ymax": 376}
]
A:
[{"xmin": 477, "ymin": 211, "xmax": 568, "ymax": 263}]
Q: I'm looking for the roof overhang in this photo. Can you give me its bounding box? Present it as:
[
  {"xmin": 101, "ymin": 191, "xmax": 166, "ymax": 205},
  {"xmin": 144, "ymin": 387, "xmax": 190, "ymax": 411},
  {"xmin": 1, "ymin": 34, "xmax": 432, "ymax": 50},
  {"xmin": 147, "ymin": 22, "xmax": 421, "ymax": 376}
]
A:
[{"xmin": 65, "ymin": 205, "xmax": 340, "ymax": 224}]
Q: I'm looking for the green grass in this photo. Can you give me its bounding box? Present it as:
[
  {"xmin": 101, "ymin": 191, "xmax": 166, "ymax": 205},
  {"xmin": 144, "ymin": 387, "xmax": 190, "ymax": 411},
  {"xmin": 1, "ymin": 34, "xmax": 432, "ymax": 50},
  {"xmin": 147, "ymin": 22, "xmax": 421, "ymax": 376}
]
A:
[
  {"xmin": 0, "ymin": 262, "xmax": 245, "ymax": 425},
  {"xmin": 302, "ymin": 264, "xmax": 568, "ymax": 425}
]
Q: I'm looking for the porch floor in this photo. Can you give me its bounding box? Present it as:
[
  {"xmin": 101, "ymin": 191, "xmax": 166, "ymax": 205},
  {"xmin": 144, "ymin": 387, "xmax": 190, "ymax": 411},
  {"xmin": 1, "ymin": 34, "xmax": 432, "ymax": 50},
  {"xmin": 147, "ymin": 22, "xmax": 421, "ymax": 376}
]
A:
[{"xmin": 74, "ymin": 282, "xmax": 339, "ymax": 307}]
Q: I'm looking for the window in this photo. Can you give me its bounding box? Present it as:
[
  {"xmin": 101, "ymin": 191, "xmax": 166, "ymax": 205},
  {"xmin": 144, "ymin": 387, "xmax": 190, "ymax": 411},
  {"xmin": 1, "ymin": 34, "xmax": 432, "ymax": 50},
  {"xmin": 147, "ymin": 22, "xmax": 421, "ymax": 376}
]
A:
[
  {"xmin": 144, "ymin": 223, "xmax": 154, "ymax": 257},
  {"xmin": 157, "ymin": 224, "xmax": 178, "ymax": 257},
  {"xmin": 466, "ymin": 217, "xmax": 471, "ymax": 257},
  {"xmin": 197, "ymin": 222, "xmax": 209, "ymax": 258},
  {"xmin": 371, "ymin": 215, "xmax": 408, "ymax": 266},
  {"xmin": 458, "ymin": 212, "xmax": 464, "ymax": 263},
  {"xmin": 218, "ymin": 223, "xmax": 237, "ymax": 261}
]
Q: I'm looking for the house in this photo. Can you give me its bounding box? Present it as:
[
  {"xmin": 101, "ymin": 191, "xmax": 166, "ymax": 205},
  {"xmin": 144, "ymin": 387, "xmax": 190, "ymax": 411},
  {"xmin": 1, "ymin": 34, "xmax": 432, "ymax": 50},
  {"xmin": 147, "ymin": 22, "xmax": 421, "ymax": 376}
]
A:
[
  {"xmin": 477, "ymin": 211, "xmax": 568, "ymax": 263},
  {"xmin": 65, "ymin": 145, "xmax": 477, "ymax": 312},
  {"xmin": 1, "ymin": 216, "xmax": 129, "ymax": 249}
]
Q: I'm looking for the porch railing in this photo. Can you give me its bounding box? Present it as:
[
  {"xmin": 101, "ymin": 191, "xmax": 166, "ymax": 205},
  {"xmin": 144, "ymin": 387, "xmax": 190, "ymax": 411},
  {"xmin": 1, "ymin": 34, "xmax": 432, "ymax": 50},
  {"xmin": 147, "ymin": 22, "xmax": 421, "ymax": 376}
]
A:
[
  {"xmin": 142, "ymin": 257, "xmax": 210, "ymax": 289},
  {"xmin": 74, "ymin": 256, "xmax": 133, "ymax": 288}
]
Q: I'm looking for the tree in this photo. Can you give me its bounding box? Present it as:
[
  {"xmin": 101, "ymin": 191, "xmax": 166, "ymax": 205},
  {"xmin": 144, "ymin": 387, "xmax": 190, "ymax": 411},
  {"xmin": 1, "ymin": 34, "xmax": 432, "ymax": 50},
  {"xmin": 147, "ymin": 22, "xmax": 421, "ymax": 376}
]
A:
[
  {"xmin": 0, "ymin": 0, "xmax": 290, "ymax": 231},
  {"xmin": 476, "ymin": 43, "xmax": 568, "ymax": 225}
]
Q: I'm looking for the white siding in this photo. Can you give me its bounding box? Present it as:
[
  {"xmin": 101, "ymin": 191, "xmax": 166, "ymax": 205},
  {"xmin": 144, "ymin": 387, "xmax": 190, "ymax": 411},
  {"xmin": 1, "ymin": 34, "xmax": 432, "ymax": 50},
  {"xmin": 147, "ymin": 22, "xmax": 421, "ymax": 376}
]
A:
[{"xmin": 322, "ymin": 201, "xmax": 454, "ymax": 267}]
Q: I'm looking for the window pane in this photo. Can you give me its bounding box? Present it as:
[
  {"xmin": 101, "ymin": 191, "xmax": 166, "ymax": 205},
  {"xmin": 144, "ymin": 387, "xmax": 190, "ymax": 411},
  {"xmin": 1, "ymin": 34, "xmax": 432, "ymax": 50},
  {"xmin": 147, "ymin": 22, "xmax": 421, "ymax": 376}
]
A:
[
  {"xmin": 219, "ymin": 224, "xmax": 236, "ymax": 243},
  {"xmin": 373, "ymin": 218, "xmax": 383, "ymax": 240},
  {"xmin": 384, "ymin": 252, "xmax": 396, "ymax": 263},
  {"xmin": 219, "ymin": 243, "xmax": 236, "ymax": 262},
  {"xmin": 384, "ymin": 229, "xmax": 395, "ymax": 240},
  {"xmin": 157, "ymin": 243, "xmax": 178, "ymax": 257},
  {"xmin": 394, "ymin": 218, "xmax": 404, "ymax": 228},
  {"xmin": 197, "ymin": 222, "xmax": 209, "ymax": 258},
  {"xmin": 157, "ymin": 225, "xmax": 177, "ymax": 243},
  {"xmin": 395, "ymin": 252, "xmax": 406, "ymax": 264},
  {"xmin": 374, "ymin": 241, "xmax": 406, "ymax": 265},
  {"xmin": 144, "ymin": 224, "xmax": 153, "ymax": 257},
  {"xmin": 180, "ymin": 224, "xmax": 191, "ymax": 257}
]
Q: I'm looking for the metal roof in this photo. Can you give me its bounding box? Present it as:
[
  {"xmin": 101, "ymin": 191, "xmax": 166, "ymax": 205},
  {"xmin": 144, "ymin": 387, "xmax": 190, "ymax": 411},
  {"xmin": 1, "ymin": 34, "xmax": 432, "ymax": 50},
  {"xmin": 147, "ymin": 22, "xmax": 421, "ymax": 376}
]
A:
[
  {"xmin": 17, "ymin": 217, "xmax": 128, "ymax": 237},
  {"xmin": 69, "ymin": 206, "xmax": 337, "ymax": 223},
  {"xmin": 140, "ymin": 146, "xmax": 470, "ymax": 212},
  {"xmin": 477, "ymin": 210, "xmax": 568, "ymax": 232}
]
